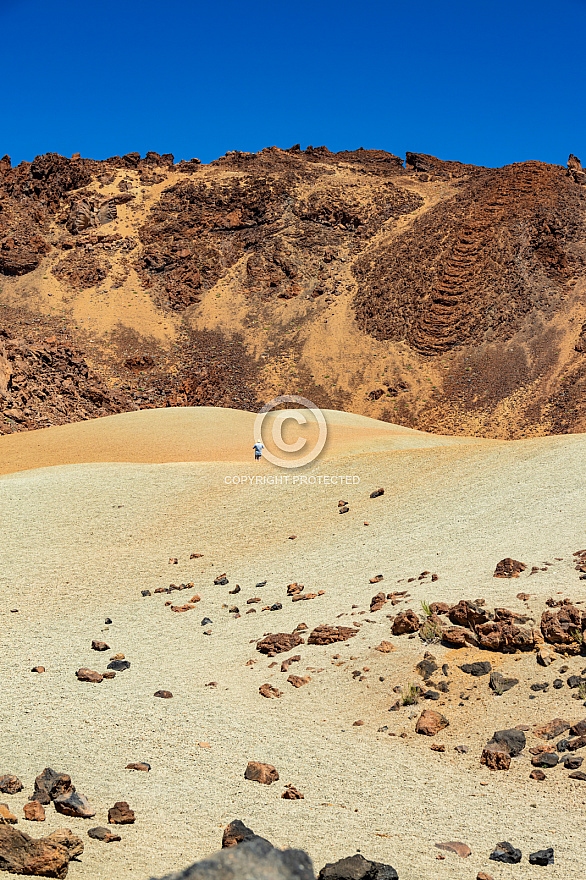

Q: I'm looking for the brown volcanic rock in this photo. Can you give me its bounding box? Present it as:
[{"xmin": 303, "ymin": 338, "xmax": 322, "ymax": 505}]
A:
[
  {"xmin": 256, "ymin": 632, "xmax": 304, "ymax": 656},
  {"xmin": 475, "ymin": 620, "xmax": 535, "ymax": 652},
  {"xmin": 244, "ymin": 762, "xmax": 279, "ymax": 785},
  {"xmin": 307, "ymin": 625, "xmax": 357, "ymax": 645},
  {"xmin": 493, "ymin": 558, "xmax": 526, "ymax": 578},
  {"xmin": 0, "ymin": 824, "xmax": 83, "ymax": 878},
  {"xmin": 0, "ymin": 775, "xmax": 23, "ymax": 794},
  {"xmin": 108, "ymin": 802, "xmax": 135, "ymax": 824},
  {"xmin": 481, "ymin": 747, "xmax": 511, "ymax": 771},
  {"xmin": 448, "ymin": 599, "xmax": 491, "ymax": 628},
  {"xmin": 415, "ymin": 709, "xmax": 449, "ymax": 736},
  {"xmin": 391, "ymin": 609, "xmax": 420, "ymax": 635},
  {"xmin": 31, "ymin": 769, "xmax": 74, "ymax": 806},
  {"xmin": 369, "ymin": 591, "xmax": 387, "ymax": 612},
  {"xmin": 23, "ymin": 802, "xmax": 46, "ymax": 822},
  {"xmin": 541, "ymin": 603, "xmax": 585, "ymax": 648}
]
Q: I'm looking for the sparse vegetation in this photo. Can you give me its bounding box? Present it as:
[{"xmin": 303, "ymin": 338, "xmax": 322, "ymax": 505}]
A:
[
  {"xmin": 570, "ymin": 628, "xmax": 584, "ymax": 646},
  {"xmin": 401, "ymin": 684, "xmax": 420, "ymax": 706},
  {"xmin": 578, "ymin": 681, "xmax": 586, "ymax": 700},
  {"xmin": 421, "ymin": 599, "xmax": 432, "ymax": 618},
  {"xmin": 419, "ymin": 617, "xmax": 442, "ymax": 644}
]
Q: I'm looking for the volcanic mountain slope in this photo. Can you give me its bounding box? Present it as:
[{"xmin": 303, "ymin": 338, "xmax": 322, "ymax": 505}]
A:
[{"xmin": 1, "ymin": 145, "xmax": 585, "ymax": 437}]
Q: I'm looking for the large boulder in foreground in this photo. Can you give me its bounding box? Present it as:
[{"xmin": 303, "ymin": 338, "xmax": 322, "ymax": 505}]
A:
[
  {"xmin": 149, "ymin": 836, "xmax": 315, "ymax": 880},
  {"xmin": 0, "ymin": 824, "xmax": 83, "ymax": 878}
]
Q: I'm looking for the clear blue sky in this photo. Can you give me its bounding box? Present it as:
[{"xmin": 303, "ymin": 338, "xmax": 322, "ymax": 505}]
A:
[{"xmin": 1, "ymin": 0, "xmax": 584, "ymax": 169}]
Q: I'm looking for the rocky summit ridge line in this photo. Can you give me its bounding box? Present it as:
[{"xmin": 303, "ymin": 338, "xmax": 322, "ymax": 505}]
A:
[{"xmin": 1, "ymin": 145, "xmax": 585, "ymax": 438}]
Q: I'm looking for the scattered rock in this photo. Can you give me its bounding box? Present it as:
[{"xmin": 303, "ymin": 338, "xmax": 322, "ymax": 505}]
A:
[
  {"xmin": 563, "ymin": 755, "xmax": 583, "ymax": 769},
  {"xmin": 307, "ymin": 625, "xmax": 357, "ymax": 645},
  {"xmin": 54, "ymin": 791, "xmax": 96, "ymax": 819},
  {"xmin": 529, "ymin": 848, "xmax": 554, "ymax": 866},
  {"xmin": 87, "ymin": 827, "xmax": 121, "ymax": 843},
  {"xmin": 91, "ymin": 640, "xmax": 109, "ymax": 651},
  {"xmin": 287, "ymin": 675, "xmax": 311, "ymax": 688},
  {"xmin": 0, "ymin": 776, "xmax": 23, "ymax": 794},
  {"xmin": 107, "ymin": 659, "xmax": 130, "ymax": 672},
  {"xmin": 75, "ymin": 668, "xmax": 103, "ymax": 683},
  {"xmin": 568, "ymin": 770, "xmax": 586, "ymax": 780},
  {"xmin": 493, "ymin": 559, "xmax": 526, "ymax": 578},
  {"xmin": 108, "ymin": 802, "xmax": 135, "ymax": 824},
  {"xmin": 318, "ymin": 853, "xmax": 398, "ymax": 880},
  {"xmin": 489, "ymin": 671, "xmax": 518, "ymax": 693},
  {"xmin": 257, "ymin": 632, "xmax": 305, "ymax": 656},
  {"xmin": 531, "ymin": 752, "xmax": 559, "ymax": 768},
  {"xmin": 488, "ymin": 728, "xmax": 525, "ymax": 756},
  {"xmin": 374, "ymin": 641, "xmax": 395, "ymax": 653},
  {"xmin": 154, "ymin": 690, "xmax": 173, "ymax": 698},
  {"xmin": 392, "ymin": 610, "xmax": 420, "ymax": 635},
  {"xmin": 31, "ymin": 769, "xmax": 74, "ymax": 806},
  {"xmin": 489, "ymin": 841, "xmax": 522, "ymax": 863},
  {"xmin": 126, "ymin": 763, "xmax": 151, "ymax": 772},
  {"xmin": 31, "ymin": 666, "xmax": 45, "ymax": 673},
  {"xmin": 23, "ymin": 802, "xmax": 45, "ymax": 822},
  {"xmin": 460, "ymin": 661, "xmax": 491, "ymax": 677},
  {"xmin": 370, "ymin": 592, "xmax": 386, "ymax": 612},
  {"xmin": 259, "ymin": 683, "xmax": 282, "ymax": 699},
  {"xmin": 221, "ymin": 819, "xmax": 268, "ymax": 848},
  {"xmin": 534, "ymin": 719, "xmax": 570, "ymax": 740},
  {"xmin": 370, "ymin": 488, "xmax": 385, "ymax": 498},
  {"xmin": 415, "ymin": 709, "xmax": 449, "ymax": 736},
  {"xmin": 244, "ymin": 762, "xmax": 279, "ymax": 785},
  {"xmin": 541, "ymin": 603, "xmax": 585, "ymax": 649},
  {"xmin": 282, "ymin": 785, "xmax": 304, "ymax": 800},
  {"xmin": 481, "ymin": 747, "xmax": 511, "ymax": 771},
  {"xmin": 530, "ymin": 768, "xmax": 546, "ymax": 780},
  {"xmin": 434, "ymin": 842, "xmax": 471, "ymax": 857}
]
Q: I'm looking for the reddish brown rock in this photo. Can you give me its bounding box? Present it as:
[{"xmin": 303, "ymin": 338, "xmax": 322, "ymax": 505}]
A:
[
  {"xmin": 108, "ymin": 802, "xmax": 135, "ymax": 824},
  {"xmin": 374, "ymin": 640, "xmax": 395, "ymax": 653},
  {"xmin": 221, "ymin": 820, "xmax": 263, "ymax": 848},
  {"xmin": 280, "ymin": 654, "xmax": 301, "ymax": 672},
  {"xmin": 534, "ymin": 719, "xmax": 571, "ymax": 740},
  {"xmin": 435, "ymin": 842, "xmax": 471, "ymax": 857},
  {"xmin": 0, "ymin": 804, "xmax": 18, "ymax": 823},
  {"xmin": 0, "ymin": 824, "xmax": 83, "ymax": 878},
  {"xmin": 286, "ymin": 583, "xmax": 304, "ymax": 596},
  {"xmin": 75, "ymin": 668, "xmax": 103, "ymax": 683},
  {"xmin": 517, "ymin": 592, "xmax": 531, "ymax": 601},
  {"xmin": 287, "ymin": 675, "xmax": 311, "ymax": 688},
  {"xmin": 102, "ymin": 671, "xmax": 116, "ymax": 680},
  {"xmin": 125, "ymin": 763, "xmax": 150, "ymax": 772},
  {"xmin": 31, "ymin": 666, "xmax": 45, "ymax": 673},
  {"xmin": 87, "ymin": 827, "xmax": 121, "ymax": 843},
  {"xmin": 476, "ymin": 620, "xmax": 535, "ymax": 652},
  {"xmin": 530, "ymin": 768, "xmax": 546, "ymax": 781},
  {"xmin": 448, "ymin": 599, "xmax": 490, "ymax": 629},
  {"xmin": 570, "ymin": 719, "xmax": 586, "ymax": 736},
  {"xmin": 91, "ymin": 640, "xmax": 109, "ymax": 651},
  {"xmin": 0, "ymin": 775, "xmax": 23, "ymax": 794},
  {"xmin": 493, "ymin": 558, "xmax": 526, "ymax": 578},
  {"xmin": 282, "ymin": 784, "xmax": 304, "ymax": 800},
  {"xmin": 415, "ymin": 709, "xmax": 449, "ymax": 736},
  {"xmin": 244, "ymin": 762, "xmax": 279, "ymax": 784},
  {"xmin": 154, "ymin": 690, "xmax": 173, "ymax": 698},
  {"xmin": 259, "ymin": 683, "xmax": 282, "ymax": 698},
  {"xmin": 391, "ymin": 609, "xmax": 420, "ymax": 635},
  {"xmin": 567, "ymin": 735, "xmax": 586, "ymax": 751},
  {"xmin": 441, "ymin": 626, "xmax": 470, "ymax": 647},
  {"xmin": 370, "ymin": 592, "xmax": 387, "ymax": 612},
  {"xmin": 481, "ymin": 747, "xmax": 511, "ymax": 770},
  {"xmin": 23, "ymin": 802, "xmax": 45, "ymax": 822},
  {"xmin": 307, "ymin": 625, "xmax": 358, "ymax": 645},
  {"xmin": 430, "ymin": 602, "xmax": 450, "ymax": 615},
  {"xmin": 256, "ymin": 632, "xmax": 304, "ymax": 656},
  {"xmin": 541, "ymin": 604, "xmax": 585, "ymax": 648},
  {"xmin": 430, "ymin": 743, "xmax": 446, "ymax": 752},
  {"xmin": 31, "ymin": 769, "xmax": 73, "ymax": 806}
]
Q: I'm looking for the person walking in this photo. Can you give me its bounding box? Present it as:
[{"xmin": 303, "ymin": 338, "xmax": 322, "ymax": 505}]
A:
[{"xmin": 253, "ymin": 440, "xmax": 264, "ymax": 461}]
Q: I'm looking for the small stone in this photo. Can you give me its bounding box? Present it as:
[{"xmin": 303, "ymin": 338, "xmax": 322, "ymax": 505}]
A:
[
  {"xmin": 201, "ymin": 617, "xmax": 213, "ymax": 626},
  {"xmin": 126, "ymin": 763, "xmax": 150, "ymax": 771},
  {"xmin": 320, "ymin": 854, "xmax": 397, "ymax": 879},
  {"xmin": 76, "ymin": 668, "xmax": 103, "ymax": 683},
  {"xmin": 435, "ymin": 841, "xmax": 471, "ymax": 857},
  {"xmin": 103, "ymin": 671, "xmax": 116, "ymax": 679},
  {"xmin": 288, "ymin": 535, "xmax": 296, "ymax": 540},
  {"xmin": 493, "ymin": 558, "xmax": 526, "ymax": 578},
  {"xmin": 91, "ymin": 640, "xmax": 109, "ymax": 651},
  {"xmin": 430, "ymin": 743, "xmax": 445, "ymax": 752},
  {"xmin": 481, "ymin": 747, "xmax": 511, "ymax": 770},
  {"xmin": 339, "ymin": 506, "xmax": 349, "ymax": 514},
  {"xmin": 415, "ymin": 709, "xmax": 449, "ymax": 736},
  {"xmin": 563, "ymin": 755, "xmax": 583, "ymax": 769},
  {"xmin": 259, "ymin": 683, "xmax": 282, "ymax": 698},
  {"xmin": 0, "ymin": 776, "xmax": 23, "ymax": 794},
  {"xmin": 108, "ymin": 801, "xmax": 135, "ymax": 824},
  {"xmin": 454, "ymin": 745, "xmax": 468, "ymax": 753},
  {"xmin": 489, "ymin": 841, "xmax": 522, "ymax": 863},
  {"xmin": 460, "ymin": 661, "xmax": 491, "ymax": 676},
  {"xmin": 31, "ymin": 666, "xmax": 45, "ymax": 673},
  {"xmin": 531, "ymin": 752, "xmax": 559, "ymax": 767},
  {"xmin": 375, "ymin": 640, "xmax": 395, "ymax": 653},
  {"xmin": 88, "ymin": 826, "xmax": 121, "ymax": 842},
  {"xmin": 221, "ymin": 820, "xmax": 263, "ymax": 848},
  {"xmin": 489, "ymin": 671, "xmax": 518, "ymax": 693},
  {"xmin": 169, "ymin": 557, "xmax": 178, "ymax": 564},
  {"xmin": 23, "ymin": 802, "xmax": 45, "ymax": 821},
  {"xmin": 530, "ymin": 768, "xmax": 546, "ymax": 780},
  {"xmin": 244, "ymin": 761, "xmax": 279, "ymax": 784},
  {"xmin": 477, "ymin": 874, "xmax": 494, "ymax": 880},
  {"xmin": 370, "ymin": 488, "xmax": 384, "ymax": 498},
  {"xmin": 282, "ymin": 784, "xmax": 304, "ymax": 799},
  {"xmin": 287, "ymin": 674, "xmax": 311, "ymax": 688},
  {"xmin": 0, "ymin": 804, "xmax": 18, "ymax": 823},
  {"xmin": 529, "ymin": 847, "xmax": 554, "ymax": 866},
  {"xmin": 568, "ymin": 770, "xmax": 586, "ymax": 780},
  {"xmin": 107, "ymin": 659, "xmax": 130, "ymax": 672},
  {"xmin": 154, "ymin": 690, "xmax": 173, "ymax": 698},
  {"xmin": 353, "ymin": 720, "xmax": 364, "ymax": 726}
]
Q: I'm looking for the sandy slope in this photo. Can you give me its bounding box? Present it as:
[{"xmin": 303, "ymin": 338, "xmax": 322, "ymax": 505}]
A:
[{"xmin": 0, "ymin": 408, "xmax": 585, "ymax": 880}]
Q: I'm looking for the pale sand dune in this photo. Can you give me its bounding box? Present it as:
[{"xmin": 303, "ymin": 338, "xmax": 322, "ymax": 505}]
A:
[
  {"xmin": 0, "ymin": 406, "xmax": 491, "ymax": 476},
  {"xmin": 0, "ymin": 408, "xmax": 585, "ymax": 880}
]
